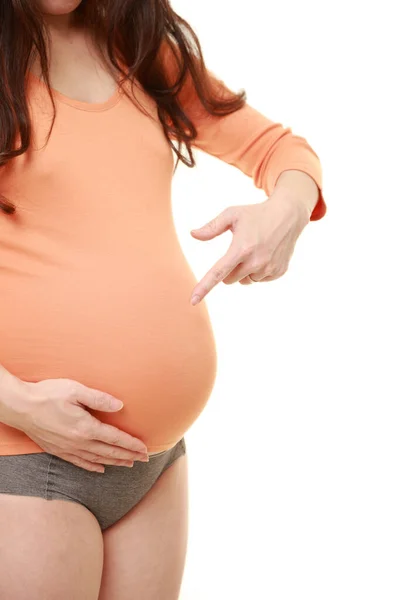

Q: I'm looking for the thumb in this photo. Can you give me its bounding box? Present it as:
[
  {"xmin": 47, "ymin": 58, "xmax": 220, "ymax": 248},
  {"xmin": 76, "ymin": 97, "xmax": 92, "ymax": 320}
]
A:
[
  {"xmin": 190, "ymin": 208, "xmax": 233, "ymax": 240},
  {"xmin": 75, "ymin": 384, "xmax": 124, "ymax": 412}
]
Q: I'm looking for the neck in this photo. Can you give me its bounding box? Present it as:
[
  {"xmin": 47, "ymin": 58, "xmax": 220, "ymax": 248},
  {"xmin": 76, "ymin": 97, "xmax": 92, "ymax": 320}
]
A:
[{"xmin": 42, "ymin": 12, "xmax": 77, "ymax": 35}]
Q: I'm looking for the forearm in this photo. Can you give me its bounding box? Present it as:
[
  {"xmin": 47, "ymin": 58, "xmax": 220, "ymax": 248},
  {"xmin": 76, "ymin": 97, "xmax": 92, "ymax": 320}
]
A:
[
  {"xmin": 0, "ymin": 364, "xmax": 30, "ymax": 429},
  {"xmin": 271, "ymin": 169, "xmax": 320, "ymax": 216}
]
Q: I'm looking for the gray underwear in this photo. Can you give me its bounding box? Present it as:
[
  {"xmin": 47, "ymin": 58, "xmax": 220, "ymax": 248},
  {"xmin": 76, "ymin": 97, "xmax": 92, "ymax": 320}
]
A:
[{"xmin": 0, "ymin": 437, "xmax": 186, "ymax": 531}]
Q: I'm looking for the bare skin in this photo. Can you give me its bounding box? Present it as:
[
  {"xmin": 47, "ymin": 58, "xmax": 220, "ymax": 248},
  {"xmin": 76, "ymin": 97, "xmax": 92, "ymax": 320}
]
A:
[
  {"xmin": 0, "ymin": 495, "xmax": 104, "ymax": 600},
  {"xmin": 99, "ymin": 453, "xmax": 189, "ymax": 600},
  {"xmin": 0, "ymin": 454, "xmax": 188, "ymax": 600},
  {"xmin": 0, "ymin": 3, "xmax": 189, "ymax": 599}
]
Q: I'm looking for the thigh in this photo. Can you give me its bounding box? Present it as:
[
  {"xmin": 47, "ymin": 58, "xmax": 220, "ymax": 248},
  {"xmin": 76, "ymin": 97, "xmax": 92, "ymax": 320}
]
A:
[
  {"xmin": 99, "ymin": 452, "xmax": 189, "ymax": 600},
  {"xmin": 0, "ymin": 493, "xmax": 104, "ymax": 600}
]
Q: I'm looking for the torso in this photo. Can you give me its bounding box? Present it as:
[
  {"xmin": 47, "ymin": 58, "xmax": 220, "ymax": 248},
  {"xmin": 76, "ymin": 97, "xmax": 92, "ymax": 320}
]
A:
[{"xmin": 0, "ymin": 29, "xmax": 218, "ymax": 456}]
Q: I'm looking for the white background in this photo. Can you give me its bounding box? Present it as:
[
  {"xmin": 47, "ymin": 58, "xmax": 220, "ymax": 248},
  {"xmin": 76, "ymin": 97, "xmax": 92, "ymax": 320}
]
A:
[{"xmin": 170, "ymin": 1, "xmax": 400, "ymax": 599}]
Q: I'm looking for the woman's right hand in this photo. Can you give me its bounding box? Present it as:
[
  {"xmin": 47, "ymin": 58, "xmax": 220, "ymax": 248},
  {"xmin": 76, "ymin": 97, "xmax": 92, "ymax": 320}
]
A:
[{"xmin": 11, "ymin": 378, "xmax": 149, "ymax": 473}]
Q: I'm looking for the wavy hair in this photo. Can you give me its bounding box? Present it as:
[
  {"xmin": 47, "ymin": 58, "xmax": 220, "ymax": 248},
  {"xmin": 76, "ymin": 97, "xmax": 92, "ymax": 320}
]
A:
[{"xmin": 0, "ymin": 0, "xmax": 246, "ymax": 214}]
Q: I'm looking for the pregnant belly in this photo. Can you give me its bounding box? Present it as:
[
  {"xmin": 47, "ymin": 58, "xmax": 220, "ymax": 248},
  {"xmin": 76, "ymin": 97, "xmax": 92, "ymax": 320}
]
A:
[{"xmin": 0, "ymin": 252, "xmax": 218, "ymax": 453}]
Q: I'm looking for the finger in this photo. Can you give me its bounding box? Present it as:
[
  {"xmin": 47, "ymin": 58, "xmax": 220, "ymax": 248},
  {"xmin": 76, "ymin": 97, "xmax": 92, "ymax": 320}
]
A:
[
  {"xmin": 223, "ymin": 261, "xmax": 254, "ymax": 285},
  {"xmin": 259, "ymin": 273, "xmax": 281, "ymax": 282},
  {"xmin": 59, "ymin": 453, "xmax": 105, "ymax": 473},
  {"xmin": 190, "ymin": 207, "xmax": 235, "ymax": 240},
  {"xmin": 248, "ymin": 274, "xmax": 265, "ymax": 282},
  {"xmin": 82, "ymin": 440, "xmax": 148, "ymax": 462},
  {"xmin": 191, "ymin": 250, "xmax": 241, "ymax": 305},
  {"xmin": 225, "ymin": 258, "xmax": 270, "ymax": 284},
  {"xmin": 78, "ymin": 450, "xmax": 135, "ymax": 467},
  {"xmin": 71, "ymin": 382, "xmax": 124, "ymax": 413},
  {"xmin": 257, "ymin": 264, "xmax": 287, "ymax": 282},
  {"xmin": 239, "ymin": 276, "xmax": 254, "ymax": 285},
  {"xmin": 92, "ymin": 421, "xmax": 148, "ymax": 454}
]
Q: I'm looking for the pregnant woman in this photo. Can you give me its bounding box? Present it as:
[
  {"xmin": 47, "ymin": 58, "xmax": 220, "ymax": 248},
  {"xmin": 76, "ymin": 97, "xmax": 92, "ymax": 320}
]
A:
[{"xmin": 0, "ymin": 1, "xmax": 327, "ymax": 598}]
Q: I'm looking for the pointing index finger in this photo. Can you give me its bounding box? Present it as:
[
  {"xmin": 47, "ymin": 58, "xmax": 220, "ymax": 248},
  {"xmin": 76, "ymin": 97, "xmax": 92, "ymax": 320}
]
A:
[{"xmin": 191, "ymin": 251, "xmax": 241, "ymax": 305}]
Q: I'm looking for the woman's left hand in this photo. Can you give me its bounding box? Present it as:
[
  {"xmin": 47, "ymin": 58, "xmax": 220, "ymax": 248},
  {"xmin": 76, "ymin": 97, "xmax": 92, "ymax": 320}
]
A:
[{"xmin": 189, "ymin": 191, "xmax": 314, "ymax": 306}]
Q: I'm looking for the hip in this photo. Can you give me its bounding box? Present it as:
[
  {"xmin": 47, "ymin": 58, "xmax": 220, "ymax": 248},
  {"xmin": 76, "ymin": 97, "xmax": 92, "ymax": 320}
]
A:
[{"xmin": 0, "ymin": 438, "xmax": 187, "ymax": 531}]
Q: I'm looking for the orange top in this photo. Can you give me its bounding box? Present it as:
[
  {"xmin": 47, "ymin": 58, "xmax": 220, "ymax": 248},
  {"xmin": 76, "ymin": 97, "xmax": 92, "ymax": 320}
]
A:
[{"xmin": 0, "ymin": 51, "xmax": 326, "ymax": 456}]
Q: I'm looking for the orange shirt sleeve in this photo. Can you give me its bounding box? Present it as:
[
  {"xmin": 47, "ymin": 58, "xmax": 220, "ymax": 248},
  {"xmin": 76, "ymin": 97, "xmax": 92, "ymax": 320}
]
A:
[{"xmin": 160, "ymin": 41, "xmax": 326, "ymax": 221}]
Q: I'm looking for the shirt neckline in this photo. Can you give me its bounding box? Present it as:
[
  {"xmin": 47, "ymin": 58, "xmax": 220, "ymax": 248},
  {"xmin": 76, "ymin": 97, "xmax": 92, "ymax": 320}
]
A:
[{"xmin": 28, "ymin": 70, "xmax": 124, "ymax": 112}]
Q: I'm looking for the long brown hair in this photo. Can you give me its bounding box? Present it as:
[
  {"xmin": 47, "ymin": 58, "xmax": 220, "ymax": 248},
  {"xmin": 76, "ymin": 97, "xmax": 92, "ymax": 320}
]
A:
[{"xmin": 0, "ymin": 0, "xmax": 246, "ymax": 215}]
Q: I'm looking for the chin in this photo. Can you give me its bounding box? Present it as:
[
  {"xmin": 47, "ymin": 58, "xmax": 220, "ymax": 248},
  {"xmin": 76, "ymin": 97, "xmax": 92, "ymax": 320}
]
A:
[{"xmin": 37, "ymin": 0, "xmax": 84, "ymax": 15}]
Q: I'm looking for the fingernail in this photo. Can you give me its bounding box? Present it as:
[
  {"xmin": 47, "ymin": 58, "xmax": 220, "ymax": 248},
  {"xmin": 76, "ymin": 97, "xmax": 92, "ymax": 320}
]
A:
[
  {"xmin": 112, "ymin": 399, "xmax": 124, "ymax": 410},
  {"xmin": 191, "ymin": 295, "xmax": 200, "ymax": 306}
]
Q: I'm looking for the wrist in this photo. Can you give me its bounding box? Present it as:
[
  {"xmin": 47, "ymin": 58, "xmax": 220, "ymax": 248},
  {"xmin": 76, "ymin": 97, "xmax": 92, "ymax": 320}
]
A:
[
  {"xmin": 272, "ymin": 169, "xmax": 320, "ymax": 216},
  {"xmin": 0, "ymin": 369, "xmax": 35, "ymax": 430}
]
